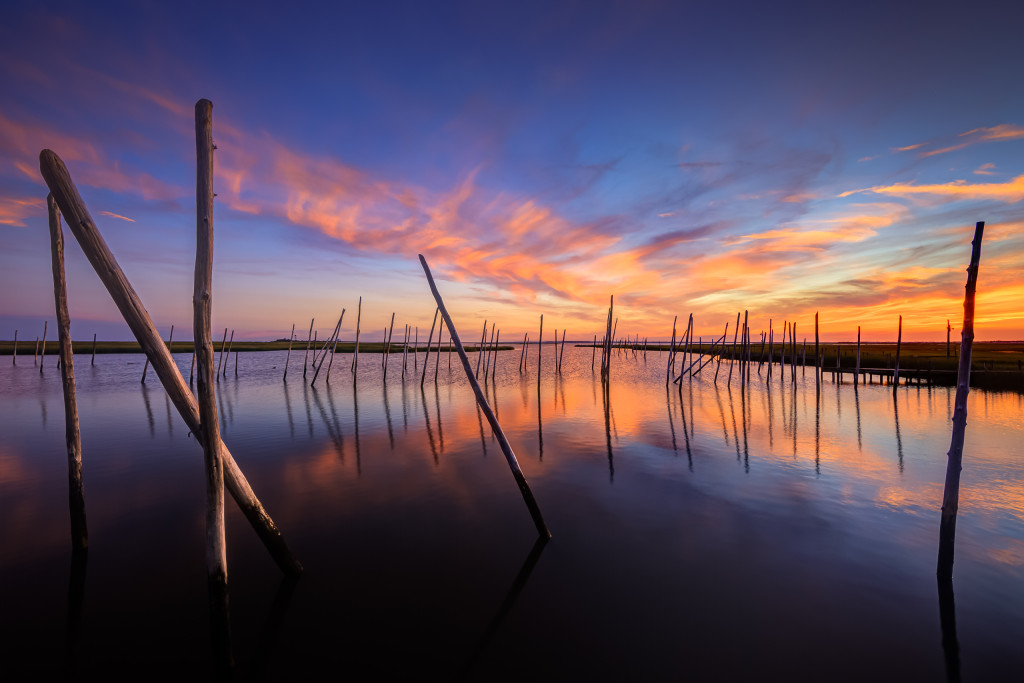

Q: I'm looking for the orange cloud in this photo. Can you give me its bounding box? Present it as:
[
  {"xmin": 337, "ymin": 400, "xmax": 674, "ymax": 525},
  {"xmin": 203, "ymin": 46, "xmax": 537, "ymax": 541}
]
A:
[
  {"xmin": 840, "ymin": 174, "xmax": 1024, "ymax": 203},
  {"xmin": 0, "ymin": 196, "xmax": 44, "ymax": 227},
  {"xmin": 99, "ymin": 210, "xmax": 135, "ymax": 222}
]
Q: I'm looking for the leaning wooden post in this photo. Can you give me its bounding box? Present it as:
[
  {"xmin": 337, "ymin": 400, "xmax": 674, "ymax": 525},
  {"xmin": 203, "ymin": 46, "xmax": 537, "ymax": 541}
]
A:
[
  {"xmin": 893, "ymin": 315, "xmax": 902, "ymax": 392},
  {"xmin": 40, "ymin": 148, "xmax": 302, "ymax": 577},
  {"xmin": 39, "ymin": 321, "xmax": 48, "ymax": 372},
  {"xmin": 190, "ymin": 350, "xmax": 196, "ymax": 386},
  {"xmin": 519, "ymin": 333, "xmax": 528, "ymax": 372},
  {"xmin": 665, "ymin": 316, "xmax": 677, "ymax": 385},
  {"xmin": 90, "ymin": 333, "xmax": 96, "ymax": 366},
  {"xmin": 591, "ymin": 334, "xmax": 597, "ymax": 370},
  {"xmin": 193, "ymin": 101, "xmax": 231, "ymax": 663},
  {"xmin": 351, "ymin": 296, "xmax": 362, "ymax": 374},
  {"xmin": 221, "ymin": 330, "xmax": 234, "ymax": 378},
  {"xmin": 47, "ymin": 194, "xmax": 88, "ymax": 551},
  {"xmin": 401, "ymin": 324, "xmax": 409, "ymax": 380},
  {"xmin": 421, "ymin": 307, "xmax": 438, "ymax": 386},
  {"xmin": 938, "ymin": 222, "xmax": 985, "ymax": 579},
  {"xmin": 323, "ymin": 312, "xmax": 345, "ymax": 384},
  {"xmin": 216, "ymin": 327, "xmax": 228, "ymax": 377},
  {"xmin": 418, "ymin": 255, "xmax": 550, "ymax": 538},
  {"xmin": 282, "ymin": 323, "xmax": 295, "ymax": 380},
  {"xmin": 11, "ymin": 330, "xmax": 16, "ymax": 365},
  {"xmin": 476, "ymin": 320, "xmax": 488, "ymax": 377},
  {"xmin": 384, "ymin": 312, "xmax": 395, "ymax": 370}
]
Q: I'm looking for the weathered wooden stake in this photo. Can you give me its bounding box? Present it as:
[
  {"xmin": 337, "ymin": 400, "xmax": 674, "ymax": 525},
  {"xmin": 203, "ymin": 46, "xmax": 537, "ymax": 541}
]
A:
[
  {"xmin": 324, "ymin": 313, "xmax": 345, "ymax": 384},
  {"xmin": 39, "ymin": 321, "xmax": 48, "ymax": 372},
  {"xmin": 946, "ymin": 319, "xmax": 952, "ymax": 358},
  {"xmin": 666, "ymin": 315, "xmax": 677, "ymax": 385},
  {"xmin": 938, "ymin": 222, "xmax": 985, "ymax": 579},
  {"xmin": 222, "ymin": 329, "xmax": 234, "ymax": 378},
  {"xmin": 476, "ymin": 320, "xmax": 488, "ymax": 377},
  {"xmin": 190, "ymin": 350, "xmax": 196, "ymax": 386},
  {"xmin": 282, "ymin": 323, "xmax": 295, "ymax": 380},
  {"xmin": 401, "ymin": 324, "xmax": 409, "ymax": 379},
  {"xmin": 303, "ymin": 317, "xmax": 314, "ymax": 378},
  {"xmin": 351, "ymin": 296, "xmax": 362, "ymax": 374},
  {"xmin": 814, "ymin": 312, "xmax": 820, "ymax": 385},
  {"xmin": 422, "ymin": 307, "xmax": 439, "ymax": 386},
  {"xmin": 47, "ymin": 194, "xmax": 88, "ymax": 551},
  {"xmin": 193, "ymin": 100, "xmax": 231, "ymax": 670},
  {"xmin": 894, "ymin": 315, "xmax": 903, "ymax": 391},
  {"xmin": 40, "ymin": 146, "xmax": 301, "ymax": 576},
  {"xmin": 90, "ymin": 333, "xmax": 96, "ymax": 366},
  {"xmin": 216, "ymin": 328, "xmax": 228, "ymax": 377},
  {"xmin": 855, "ymin": 326, "xmax": 861, "ymax": 385},
  {"xmin": 419, "ymin": 255, "xmax": 550, "ymax": 538},
  {"xmin": 557, "ymin": 329, "xmax": 566, "ymax": 374},
  {"xmin": 538, "ymin": 315, "xmax": 544, "ymax": 382},
  {"xmin": 519, "ymin": 333, "xmax": 528, "ymax": 372}
]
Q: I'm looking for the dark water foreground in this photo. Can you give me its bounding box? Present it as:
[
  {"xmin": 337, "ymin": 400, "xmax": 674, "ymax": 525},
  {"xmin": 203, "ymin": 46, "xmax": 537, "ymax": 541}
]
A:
[{"xmin": 1, "ymin": 347, "xmax": 1022, "ymax": 680}]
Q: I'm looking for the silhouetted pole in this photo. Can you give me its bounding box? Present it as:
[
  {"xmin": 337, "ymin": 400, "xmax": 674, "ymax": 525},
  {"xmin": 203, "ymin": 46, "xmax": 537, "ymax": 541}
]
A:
[
  {"xmin": 351, "ymin": 296, "xmax": 362, "ymax": 375},
  {"xmin": 855, "ymin": 326, "xmax": 861, "ymax": 385},
  {"xmin": 422, "ymin": 307, "xmax": 438, "ymax": 386},
  {"xmin": 401, "ymin": 324, "xmax": 409, "ymax": 380},
  {"xmin": 40, "ymin": 147, "xmax": 301, "ymax": 577},
  {"xmin": 301, "ymin": 318, "xmax": 314, "ymax": 379},
  {"xmin": 419, "ymin": 254, "xmax": 550, "ymax": 538},
  {"xmin": 537, "ymin": 315, "xmax": 543, "ymax": 383},
  {"xmin": 893, "ymin": 315, "xmax": 902, "ymax": 392},
  {"xmin": 39, "ymin": 321, "xmax": 48, "ymax": 372},
  {"xmin": 946, "ymin": 319, "xmax": 952, "ymax": 358},
  {"xmin": 938, "ymin": 222, "xmax": 985, "ymax": 579},
  {"xmin": 519, "ymin": 333, "xmax": 528, "ymax": 372},
  {"xmin": 90, "ymin": 333, "xmax": 96, "ymax": 366},
  {"xmin": 476, "ymin": 320, "xmax": 488, "ymax": 377},
  {"xmin": 666, "ymin": 315, "xmax": 677, "ymax": 385},
  {"xmin": 814, "ymin": 312, "xmax": 820, "ymax": 386},
  {"xmin": 193, "ymin": 99, "xmax": 232, "ymax": 675},
  {"xmin": 11, "ymin": 330, "xmax": 16, "ymax": 365},
  {"xmin": 216, "ymin": 327, "xmax": 228, "ymax": 377},
  {"xmin": 47, "ymin": 195, "xmax": 88, "ymax": 551},
  {"xmin": 221, "ymin": 330, "xmax": 234, "ymax": 378},
  {"xmin": 283, "ymin": 323, "xmax": 295, "ymax": 380}
]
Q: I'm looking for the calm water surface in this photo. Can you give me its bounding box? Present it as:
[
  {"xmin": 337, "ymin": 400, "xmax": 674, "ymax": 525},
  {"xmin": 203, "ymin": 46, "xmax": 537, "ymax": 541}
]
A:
[{"xmin": 1, "ymin": 345, "xmax": 1022, "ymax": 680}]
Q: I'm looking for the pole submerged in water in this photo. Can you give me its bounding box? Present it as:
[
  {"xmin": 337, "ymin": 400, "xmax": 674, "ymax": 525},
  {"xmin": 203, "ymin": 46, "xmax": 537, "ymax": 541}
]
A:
[
  {"xmin": 283, "ymin": 323, "xmax": 295, "ymax": 380},
  {"xmin": 418, "ymin": 254, "xmax": 550, "ymax": 538},
  {"xmin": 937, "ymin": 222, "xmax": 984, "ymax": 579},
  {"xmin": 47, "ymin": 194, "xmax": 88, "ymax": 551}
]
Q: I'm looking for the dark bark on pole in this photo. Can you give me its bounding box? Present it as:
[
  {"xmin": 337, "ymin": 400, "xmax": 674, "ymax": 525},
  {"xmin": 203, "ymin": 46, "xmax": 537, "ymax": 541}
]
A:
[
  {"xmin": 893, "ymin": 315, "xmax": 902, "ymax": 392},
  {"xmin": 39, "ymin": 321, "xmax": 47, "ymax": 372},
  {"xmin": 937, "ymin": 221, "xmax": 984, "ymax": 579},
  {"xmin": 351, "ymin": 296, "xmax": 362, "ymax": 374},
  {"xmin": 418, "ymin": 255, "xmax": 550, "ymax": 538},
  {"xmin": 422, "ymin": 307, "xmax": 438, "ymax": 386},
  {"xmin": 47, "ymin": 195, "xmax": 88, "ymax": 552},
  {"xmin": 283, "ymin": 323, "xmax": 295, "ymax": 380},
  {"xmin": 324, "ymin": 312, "xmax": 344, "ymax": 384},
  {"xmin": 401, "ymin": 324, "xmax": 409, "ymax": 380},
  {"xmin": 193, "ymin": 99, "xmax": 232, "ymax": 673},
  {"xmin": 40, "ymin": 147, "xmax": 302, "ymax": 577},
  {"xmin": 303, "ymin": 318, "xmax": 314, "ymax": 378}
]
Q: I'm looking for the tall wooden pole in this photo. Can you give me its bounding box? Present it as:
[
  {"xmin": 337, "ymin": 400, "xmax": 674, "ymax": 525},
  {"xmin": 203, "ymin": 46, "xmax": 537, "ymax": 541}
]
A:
[
  {"xmin": 419, "ymin": 255, "xmax": 550, "ymax": 538},
  {"xmin": 193, "ymin": 100, "xmax": 231, "ymax": 670},
  {"xmin": 384, "ymin": 313, "xmax": 396, "ymax": 381},
  {"xmin": 351, "ymin": 296, "xmax": 362, "ymax": 374},
  {"xmin": 40, "ymin": 147, "xmax": 301, "ymax": 577},
  {"xmin": 855, "ymin": 326, "xmax": 861, "ymax": 385},
  {"xmin": 519, "ymin": 333, "xmax": 528, "ymax": 372},
  {"xmin": 476, "ymin": 320, "xmax": 488, "ymax": 377},
  {"xmin": 47, "ymin": 194, "xmax": 88, "ymax": 551},
  {"xmin": 946, "ymin": 320, "xmax": 952, "ymax": 358},
  {"xmin": 11, "ymin": 330, "xmax": 16, "ymax": 365},
  {"xmin": 39, "ymin": 321, "xmax": 48, "ymax": 372},
  {"xmin": 814, "ymin": 312, "xmax": 820, "ymax": 385},
  {"xmin": 537, "ymin": 315, "xmax": 543, "ymax": 383},
  {"xmin": 666, "ymin": 316, "xmax": 677, "ymax": 385},
  {"xmin": 401, "ymin": 324, "xmax": 409, "ymax": 380},
  {"xmin": 302, "ymin": 318, "xmax": 314, "ymax": 378},
  {"xmin": 893, "ymin": 315, "xmax": 903, "ymax": 391},
  {"xmin": 90, "ymin": 332, "xmax": 97, "ymax": 366},
  {"xmin": 422, "ymin": 307, "xmax": 438, "ymax": 386},
  {"xmin": 557, "ymin": 329, "xmax": 566, "ymax": 374},
  {"xmin": 222, "ymin": 330, "xmax": 234, "ymax": 378},
  {"xmin": 216, "ymin": 327, "xmax": 228, "ymax": 377},
  {"xmin": 283, "ymin": 323, "xmax": 295, "ymax": 380},
  {"xmin": 937, "ymin": 222, "xmax": 984, "ymax": 579}
]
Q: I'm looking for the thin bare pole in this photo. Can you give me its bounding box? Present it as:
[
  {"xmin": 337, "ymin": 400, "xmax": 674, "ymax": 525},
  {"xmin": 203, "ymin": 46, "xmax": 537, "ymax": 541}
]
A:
[
  {"xmin": 666, "ymin": 315, "xmax": 677, "ymax": 385},
  {"xmin": 938, "ymin": 222, "xmax": 985, "ymax": 579},
  {"xmin": 815, "ymin": 312, "xmax": 820, "ymax": 386},
  {"xmin": 435, "ymin": 326, "xmax": 443, "ymax": 383},
  {"xmin": 592, "ymin": 334, "xmax": 597, "ymax": 370},
  {"xmin": 303, "ymin": 317, "xmax": 314, "ymax": 378},
  {"xmin": 418, "ymin": 255, "xmax": 549, "ymax": 538},
  {"xmin": 476, "ymin": 320, "xmax": 488, "ymax": 377},
  {"xmin": 492, "ymin": 329, "xmax": 501, "ymax": 378},
  {"xmin": 350, "ymin": 296, "xmax": 362, "ymax": 374},
  {"xmin": 519, "ymin": 333, "xmax": 528, "ymax": 372},
  {"xmin": 537, "ymin": 315, "xmax": 543, "ymax": 383},
  {"xmin": 855, "ymin": 326, "xmax": 861, "ymax": 385},
  {"xmin": 47, "ymin": 195, "xmax": 87, "ymax": 551},
  {"xmin": 90, "ymin": 332, "xmax": 96, "ymax": 366},
  {"xmin": 448, "ymin": 333, "xmax": 452, "ymax": 370},
  {"xmin": 893, "ymin": 315, "xmax": 903, "ymax": 392},
  {"xmin": 414, "ymin": 326, "xmax": 418, "ymax": 371},
  {"xmin": 10, "ymin": 330, "xmax": 16, "ymax": 365},
  {"xmin": 193, "ymin": 100, "xmax": 231, "ymax": 671},
  {"xmin": 222, "ymin": 330, "xmax": 234, "ymax": 378},
  {"xmin": 422, "ymin": 307, "xmax": 439, "ymax": 386},
  {"xmin": 310, "ymin": 312, "xmax": 343, "ymax": 386},
  {"xmin": 484, "ymin": 323, "xmax": 496, "ymax": 380},
  {"xmin": 282, "ymin": 323, "xmax": 295, "ymax": 380},
  {"xmin": 216, "ymin": 327, "xmax": 228, "ymax": 377},
  {"xmin": 324, "ymin": 312, "xmax": 346, "ymax": 383},
  {"xmin": 39, "ymin": 321, "xmax": 48, "ymax": 372},
  {"xmin": 714, "ymin": 322, "xmax": 729, "ymax": 382},
  {"xmin": 558, "ymin": 329, "xmax": 566, "ymax": 374},
  {"xmin": 401, "ymin": 324, "xmax": 409, "ymax": 379},
  {"xmin": 41, "ymin": 146, "xmax": 301, "ymax": 577},
  {"xmin": 190, "ymin": 349, "xmax": 196, "ymax": 386},
  {"xmin": 384, "ymin": 313, "xmax": 396, "ymax": 381},
  {"xmin": 727, "ymin": 312, "xmax": 740, "ymax": 387}
]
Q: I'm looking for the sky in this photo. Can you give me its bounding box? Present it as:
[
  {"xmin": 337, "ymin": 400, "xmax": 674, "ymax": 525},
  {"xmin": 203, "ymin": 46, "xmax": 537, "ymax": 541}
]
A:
[{"xmin": 2, "ymin": 0, "xmax": 1023, "ymax": 343}]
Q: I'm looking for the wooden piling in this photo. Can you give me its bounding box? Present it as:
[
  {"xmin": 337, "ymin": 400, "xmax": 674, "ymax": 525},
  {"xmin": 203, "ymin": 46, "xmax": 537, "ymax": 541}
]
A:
[
  {"xmin": 419, "ymin": 255, "xmax": 550, "ymax": 538},
  {"xmin": 519, "ymin": 333, "xmax": 528, "ymax": 372},
  {"xmin": 938, "ymin": 222, "xmax": 985, "ymax": 579},
  {"xmin": 324, "ymin": 313, "xmax": 345, "ymax": 383},
  {"xmin": 558, "ymin": 329, "xmax": 566, "ymax": 374},
  {"xmin": 190, "ymin": 350, "xmax": 195, "ymax": 386},
  {"xmin": 47, "ymin": 194, "xmax": 88, "ymax": 551},
  {"xmin": 222, "ymin": 330, "xmax": 234, "ymax": 378},
  {"xmin": 90, "ymin": 333, "xmax": 96, "ymax": 366},
  {"xmin": 282, "ymin": 323, "xmax": 295, "ymax": 380},
  {"xmin": 39, "ymin": 321, "xmax": 48, "ymax": 372},
  {"xmin": 384, "ymin": 314, "xmax": 396, "ymax": 380},
  {"xmin": 538, "ymin": 315, "xmax": 543, "ymax": 382},
  {"xmin": 422, "ymin": 307, "xmax": 438, "ymax": 386},
  {"xmin": 666, "ymin": 315, "xmax": 677, "ymax": 385},
  {"xmin": 303, "ymin": 318, "xmax": 314, "ymax": 378},
  {"xmin": 894, "ymin": 315, "xmax": 903, "ymax": 391},
  {"xmin": 193, "ymin": 100, "xmax": 230, "ymax": 650},
  {"xmin": 476, "ymin": 320, "xmax": 488, "ymax": 377},
  {"xmin": 40, "ymin": 147, "xmax": 301, "ymax": 576},
  {"xmin": 10, "ymin": 329, "xmax": 16, "ymax": 365},
  {"xmin": 492, "ymin": 329, "xmax": 501, "ymax": 378},
  {"xmin": 814, "ymin": 312, "xmax": 820, "ymax": 384},
  {"xmin": 216, "ymin": 328, "xmax": 228, "ymax": 377},
  {"xmin": 946, "ymin": 319, "xmax": 952, "ymax": 358},
  {"xmin": 351, "ymin": 296, "xmax": 362, "ymax": 374},
  {"xmin": 855, "ymin": 326, "xmax": 861, "ymax": 385}
]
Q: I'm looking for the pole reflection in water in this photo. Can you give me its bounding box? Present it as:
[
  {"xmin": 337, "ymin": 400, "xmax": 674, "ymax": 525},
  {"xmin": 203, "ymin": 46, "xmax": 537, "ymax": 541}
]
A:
[
  {"xmin": 353, "ymin": 380, "xmax": 362, "ymax": 476},
  {"xmin": 666, "ymin": 384, "xmax": 679, "ymax": 454},
  {"xmin": 603, "ymin": 380, "xmax": 613, "ymax": 483},
  {"xmin": 420, "ymin": 384, "xmax": 438, "ymax": 465},
  {"xmin": 536, "ymin": 380, "xmax": 543, "ymax": 461},
  {"xmin": 64, "ymin": 548, "xmax": 87, "ymax": 678},
  {"xmin": 894, "ymin": 392, "xmax": 905, "ymax": 474},
  {"xmin": 383, "ymin": 384, "xmax": 395, "ymax": 451},
  {"xmin": 937, "ymin": 576, "xmax": 962, "ymax": 683},
  {"xmin": 249, "ymin": 576, "xmax": 299, "ymax": 682},
  {"xmin": 462, "ymin": 536, "xmax": 549, "ymax": 679},
  {"xmin": 476, "ymin": 401, "xmax": 488, "ymax": 456},
  {"xmin": 165, "ymin": 392, "xmax": 173, "ymax": 437},
  {"xmin": 284, "ymin": 380, "xmax": 295, "ymax": 439},
  {"xmin": 142, "ymin": 383, "xmax": 155, "ymax": 438},
  {"xmin": 434, "ymin": 382, "xmax": 444, "ymax": 453},
  {"xmin": 302, "ymin": 381, "xmax": 314, "ymax": 438},
  {"xmin": 854, "ymin": 383, "xmax": 862, "ymax": 451},
  {"xmin": 311, "ymin": 387, "xmax": 344, "ymax": 460}
]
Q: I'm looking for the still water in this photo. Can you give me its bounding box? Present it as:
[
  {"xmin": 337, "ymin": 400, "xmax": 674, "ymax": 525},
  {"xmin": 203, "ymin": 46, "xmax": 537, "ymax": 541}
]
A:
[{"xmin": 1, "ymin": 345, "xmax": 1022, "ymax": 680}]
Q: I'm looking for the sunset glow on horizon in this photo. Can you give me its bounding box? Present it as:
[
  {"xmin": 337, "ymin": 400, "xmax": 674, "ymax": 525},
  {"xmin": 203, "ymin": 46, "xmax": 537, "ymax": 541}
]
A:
[{"xmin": 2, "ymin": 1, "xmax": 1023, "ymax": 343}]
